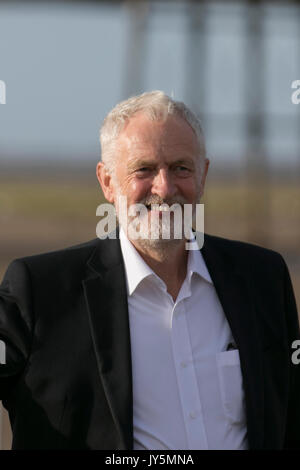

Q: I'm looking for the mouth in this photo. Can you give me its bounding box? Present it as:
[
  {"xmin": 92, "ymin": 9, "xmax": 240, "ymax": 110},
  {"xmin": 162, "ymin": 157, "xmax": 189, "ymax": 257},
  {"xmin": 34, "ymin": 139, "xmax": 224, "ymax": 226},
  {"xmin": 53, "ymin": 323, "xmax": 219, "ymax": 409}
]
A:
[{"xmin": 145, "ymin": 204, "xmax": 173, "ymax": 212}]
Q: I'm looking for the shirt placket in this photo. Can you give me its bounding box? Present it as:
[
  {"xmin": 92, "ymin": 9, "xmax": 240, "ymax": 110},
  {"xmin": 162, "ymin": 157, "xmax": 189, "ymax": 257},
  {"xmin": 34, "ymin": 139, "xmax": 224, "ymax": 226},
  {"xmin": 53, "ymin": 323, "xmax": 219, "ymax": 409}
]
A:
[{"xmin": 170, "ymin": 298, "xmax": 209, "ymax": 450}]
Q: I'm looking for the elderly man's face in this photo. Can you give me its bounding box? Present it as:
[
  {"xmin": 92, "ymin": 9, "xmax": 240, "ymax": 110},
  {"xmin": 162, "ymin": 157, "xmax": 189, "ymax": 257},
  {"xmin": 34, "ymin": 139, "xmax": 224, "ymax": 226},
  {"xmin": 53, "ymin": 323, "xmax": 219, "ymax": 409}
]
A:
[{"xmin": 98, "ymin": 112, "xmax": 209, "ymax": 244}]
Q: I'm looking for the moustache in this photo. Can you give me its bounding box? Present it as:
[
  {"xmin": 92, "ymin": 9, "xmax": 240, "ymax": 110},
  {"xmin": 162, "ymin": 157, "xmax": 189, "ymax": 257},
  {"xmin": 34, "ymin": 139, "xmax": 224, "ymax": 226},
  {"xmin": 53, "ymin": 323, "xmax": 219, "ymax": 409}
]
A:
[{"xmin": 137, "ymin": 195, "xmax": 188, "ymax": 208}]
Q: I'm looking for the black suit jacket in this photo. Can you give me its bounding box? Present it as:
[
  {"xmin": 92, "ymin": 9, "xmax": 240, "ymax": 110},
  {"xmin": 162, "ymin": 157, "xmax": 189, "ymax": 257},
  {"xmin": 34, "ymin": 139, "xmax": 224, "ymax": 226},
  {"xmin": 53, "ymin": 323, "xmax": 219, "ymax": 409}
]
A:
[{"xmin": 0, "ymin": 233, "xmax": 299, "ymax": 449}]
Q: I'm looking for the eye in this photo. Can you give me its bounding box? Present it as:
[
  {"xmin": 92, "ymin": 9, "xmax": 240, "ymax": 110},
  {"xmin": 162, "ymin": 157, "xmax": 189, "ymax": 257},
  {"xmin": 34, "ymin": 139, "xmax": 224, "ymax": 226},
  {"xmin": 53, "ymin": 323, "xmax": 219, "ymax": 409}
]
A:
[
  {"xmin": 135, "ymin": 167, "xmax": 153, "ymax": 177},
  {"xmin": 136, "ymin": 166, "xmax": 152, "ymax": 173},
  {"xmin": 174, "ymin": 166, "xmax": 191, "ymax": 174}
]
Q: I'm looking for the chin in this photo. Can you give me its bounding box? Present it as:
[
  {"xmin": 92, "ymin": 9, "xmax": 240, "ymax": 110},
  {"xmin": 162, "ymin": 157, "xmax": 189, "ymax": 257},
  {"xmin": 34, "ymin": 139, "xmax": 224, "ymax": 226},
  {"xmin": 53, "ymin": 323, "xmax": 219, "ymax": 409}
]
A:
[{"xmin": 137, "ymin": 234, "xmax": 184, "ymax": 252}]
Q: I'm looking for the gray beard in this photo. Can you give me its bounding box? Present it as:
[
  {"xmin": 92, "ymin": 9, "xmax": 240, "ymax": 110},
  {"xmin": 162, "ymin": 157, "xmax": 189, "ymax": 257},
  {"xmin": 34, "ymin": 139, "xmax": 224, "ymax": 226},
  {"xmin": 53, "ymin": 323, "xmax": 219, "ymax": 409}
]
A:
[
  {"xmin": 115, "ymin": 188, "xmax": 201, "ymax": 257},
  {"xmin": 132, "ymin": 235, "xmax": 184, "ymax": 261}
]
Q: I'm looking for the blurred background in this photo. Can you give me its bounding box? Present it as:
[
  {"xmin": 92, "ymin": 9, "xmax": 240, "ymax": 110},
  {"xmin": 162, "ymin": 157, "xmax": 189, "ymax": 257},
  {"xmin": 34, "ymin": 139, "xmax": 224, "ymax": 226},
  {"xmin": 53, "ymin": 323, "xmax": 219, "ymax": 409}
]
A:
[{"xmin": 0, "ymin": 0, "xmax": 300, "ymax": 449}]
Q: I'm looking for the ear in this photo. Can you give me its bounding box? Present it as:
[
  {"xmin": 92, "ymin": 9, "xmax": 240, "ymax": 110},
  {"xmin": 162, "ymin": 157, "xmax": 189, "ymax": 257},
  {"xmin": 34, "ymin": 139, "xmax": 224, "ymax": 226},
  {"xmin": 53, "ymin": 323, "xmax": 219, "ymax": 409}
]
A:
[
  {"xmin": 199, "ymin": 158, "xmax": 210, "ymax": 198},
  {"xmin": 96, "ymin": 162, "xmax": 115, "ymax": 204}
]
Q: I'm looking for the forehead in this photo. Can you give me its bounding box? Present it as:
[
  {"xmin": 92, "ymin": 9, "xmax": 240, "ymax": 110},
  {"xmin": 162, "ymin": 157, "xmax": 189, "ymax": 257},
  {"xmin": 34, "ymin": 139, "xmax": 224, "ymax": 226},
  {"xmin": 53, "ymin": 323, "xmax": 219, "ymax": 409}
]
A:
[{"xmin": 116, "ymin": 112, "xmax": 200, "ymax": 158}]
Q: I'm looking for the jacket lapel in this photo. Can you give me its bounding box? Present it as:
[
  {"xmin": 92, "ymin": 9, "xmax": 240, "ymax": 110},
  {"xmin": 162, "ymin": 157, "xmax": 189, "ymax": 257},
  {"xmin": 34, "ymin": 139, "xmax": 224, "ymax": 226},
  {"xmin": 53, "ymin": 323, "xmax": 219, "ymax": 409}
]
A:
[
  {"xmin": 82, "ymin": 236, "xmax": 133, "ymax": 449},
  {"xmin": 201, "ymin": 234, "xmax": 265, "ymax": 449}
]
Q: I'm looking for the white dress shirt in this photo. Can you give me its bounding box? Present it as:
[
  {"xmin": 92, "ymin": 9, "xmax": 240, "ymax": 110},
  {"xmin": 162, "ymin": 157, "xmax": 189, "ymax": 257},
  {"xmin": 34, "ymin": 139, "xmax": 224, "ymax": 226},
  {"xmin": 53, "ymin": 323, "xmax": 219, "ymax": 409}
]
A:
[{"xmin": 119, "ymin": 228, "xmax": 248, "ymax": 450}]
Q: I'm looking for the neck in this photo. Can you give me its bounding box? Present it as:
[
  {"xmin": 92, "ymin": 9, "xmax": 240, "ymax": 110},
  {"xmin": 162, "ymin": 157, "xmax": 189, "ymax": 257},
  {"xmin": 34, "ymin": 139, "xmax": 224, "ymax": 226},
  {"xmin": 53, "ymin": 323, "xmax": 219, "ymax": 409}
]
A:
[{"xmin": 130, "ymin": 238, "xmax": 189, "ymax": 301}]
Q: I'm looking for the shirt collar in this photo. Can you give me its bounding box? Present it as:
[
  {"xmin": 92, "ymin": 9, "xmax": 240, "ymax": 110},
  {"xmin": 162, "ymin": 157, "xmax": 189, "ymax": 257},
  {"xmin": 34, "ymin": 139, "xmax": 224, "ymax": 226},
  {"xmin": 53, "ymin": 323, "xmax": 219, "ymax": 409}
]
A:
[
  {"xmin": 185, "ymin": 233, "xmax": 213, "ymax": 285},
  {"xmin": 120, "ymin": 227, "xmax": 212, "ymax": 296},
  {"xmin": 120, "ymin": 227, "xmax": 159, "ymax": 295}
]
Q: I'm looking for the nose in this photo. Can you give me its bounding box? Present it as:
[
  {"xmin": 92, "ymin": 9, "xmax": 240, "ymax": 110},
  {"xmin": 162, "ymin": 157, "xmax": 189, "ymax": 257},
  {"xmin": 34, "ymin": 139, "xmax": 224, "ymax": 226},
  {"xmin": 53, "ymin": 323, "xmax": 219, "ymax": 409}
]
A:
[{"xmin": 151, "ymin": 168, "xmax": 177, "ymax": 200}]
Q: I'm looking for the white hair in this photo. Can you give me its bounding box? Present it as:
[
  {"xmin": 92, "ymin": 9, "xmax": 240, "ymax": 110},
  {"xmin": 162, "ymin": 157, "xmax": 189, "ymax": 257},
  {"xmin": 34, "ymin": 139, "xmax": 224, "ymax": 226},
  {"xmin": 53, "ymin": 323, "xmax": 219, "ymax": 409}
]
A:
[{"xmin": 99, "ymin": 90, "xmax": 206, "ymax": 175}]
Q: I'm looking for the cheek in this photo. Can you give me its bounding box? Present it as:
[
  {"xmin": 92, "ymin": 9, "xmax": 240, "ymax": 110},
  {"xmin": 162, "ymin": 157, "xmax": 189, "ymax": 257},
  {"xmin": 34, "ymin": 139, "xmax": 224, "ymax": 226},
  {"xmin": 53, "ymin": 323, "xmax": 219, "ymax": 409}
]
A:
[
  {"xmin": 127, "ymin": 178, "xmax": 151, "ymax": 201},
  {"xmin": 178, "ymin": 179, "xmax": 199, "ymax": 200}
]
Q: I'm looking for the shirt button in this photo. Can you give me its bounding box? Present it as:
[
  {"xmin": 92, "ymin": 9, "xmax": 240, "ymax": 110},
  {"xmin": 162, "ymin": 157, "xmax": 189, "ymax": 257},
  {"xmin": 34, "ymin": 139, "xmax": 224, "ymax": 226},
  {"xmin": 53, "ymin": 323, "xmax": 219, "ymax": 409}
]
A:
[{"xmin": 189, "ymin": 411, "xmax": 197, "ymax": 419}]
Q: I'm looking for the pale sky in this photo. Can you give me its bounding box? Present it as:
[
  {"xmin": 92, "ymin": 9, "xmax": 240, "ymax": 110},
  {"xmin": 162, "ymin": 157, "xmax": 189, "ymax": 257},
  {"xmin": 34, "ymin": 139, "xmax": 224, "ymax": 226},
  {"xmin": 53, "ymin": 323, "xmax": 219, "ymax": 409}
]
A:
[{"xmin": 0, "ymin": 1, "xmax": 299, "ymax": 168}]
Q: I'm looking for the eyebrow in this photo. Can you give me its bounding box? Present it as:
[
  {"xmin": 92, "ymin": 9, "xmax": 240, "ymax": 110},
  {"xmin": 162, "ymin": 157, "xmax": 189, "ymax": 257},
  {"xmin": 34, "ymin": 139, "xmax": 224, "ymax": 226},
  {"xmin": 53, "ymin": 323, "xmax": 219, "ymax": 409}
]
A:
[
  {"xmin": 171, "ymin": 159, "xmax": 195, "ymax": 167},
  {"xmin": 127, "ymin": 158, "xmax": 196, "ymax": 171},
  {"xmin": 127, "ymin": 159, "xmax": 156, "ymax": 171}
]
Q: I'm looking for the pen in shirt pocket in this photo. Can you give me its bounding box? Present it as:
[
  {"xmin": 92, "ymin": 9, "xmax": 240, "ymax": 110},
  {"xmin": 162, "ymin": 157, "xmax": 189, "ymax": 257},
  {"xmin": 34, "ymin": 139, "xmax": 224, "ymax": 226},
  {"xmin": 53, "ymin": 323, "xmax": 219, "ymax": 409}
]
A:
[{"xmin": 226, "ymin": 341, "xmax": 237, "ymax": 351}]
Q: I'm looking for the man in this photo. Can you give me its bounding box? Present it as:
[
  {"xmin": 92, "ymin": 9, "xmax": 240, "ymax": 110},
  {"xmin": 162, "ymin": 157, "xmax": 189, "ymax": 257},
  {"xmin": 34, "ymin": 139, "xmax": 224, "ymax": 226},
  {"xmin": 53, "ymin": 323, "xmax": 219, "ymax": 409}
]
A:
[{"xmin": 0, "ymin": 91, "xmax": 299, "ymax": 449}]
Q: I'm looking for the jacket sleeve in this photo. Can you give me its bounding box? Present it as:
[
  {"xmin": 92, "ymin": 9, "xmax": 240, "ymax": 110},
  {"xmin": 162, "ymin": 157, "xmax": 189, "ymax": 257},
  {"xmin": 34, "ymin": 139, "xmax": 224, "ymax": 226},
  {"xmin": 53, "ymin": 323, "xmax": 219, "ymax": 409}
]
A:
[
  {"xmin": 282, "ymin": 259, "xmax": 300, "ymax": 449},
  {"xmin": 0, "ymin": 259, "xmax": 35, "ymax": 400}
]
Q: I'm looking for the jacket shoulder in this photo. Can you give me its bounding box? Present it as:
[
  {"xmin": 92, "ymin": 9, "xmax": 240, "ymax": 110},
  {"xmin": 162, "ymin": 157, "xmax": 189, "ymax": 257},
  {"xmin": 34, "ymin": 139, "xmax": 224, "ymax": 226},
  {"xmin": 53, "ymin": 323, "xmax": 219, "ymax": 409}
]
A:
[
  {"xmin": 203, "ymin": 232, "xmax": 286, "ymax": 271},
  {"xmin": 4, "ymin": 238, "xmax": 102, "ymax": 279}
]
